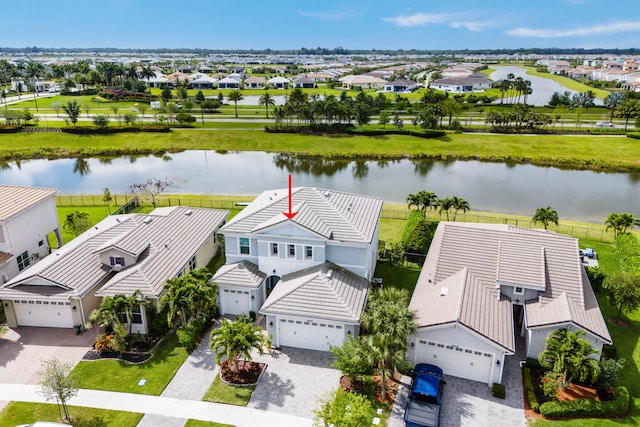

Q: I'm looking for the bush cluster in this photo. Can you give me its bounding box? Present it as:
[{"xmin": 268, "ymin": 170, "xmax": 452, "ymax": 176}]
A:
[
  {"xmin": 176, "ymin": 316, "xmax": 210, "ymax": 352},
  {"xmin": 491, "ymin": 383, "xmax": 506, "ymax": 399},
  {"xmin": 627, "ymin": 132, "xmax": 640, "ymax": 140},
  {"xmin": 615, "ymin": 233, "xmax": 640, "ymax": 272},
  {"xmin": 264, "ymin": 124, "xmax": 446, "ymax": 139},
  {"xmin": 585, "ymin": 266, "xmax": 606, "ymax": 292},
  {"xmin": 523, "ymin": 367, "xmax": 540, "ymax": 413},
  {"xmin": 0, "ymin": 126, "xmax": 22, "ymax": 133},
  {"xmin": 539, "ymin": 386, "xmax": 629, "ymax": 418},
  {"xmin": 61, "ymin": 125, "xmax": 170, "ymax": 134}
]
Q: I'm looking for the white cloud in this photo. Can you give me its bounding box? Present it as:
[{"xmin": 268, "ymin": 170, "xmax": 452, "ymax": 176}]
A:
[
  {"xmin": 450, "ymin": 21, "xmax": 493, "ymax": 32},
  {"xmin": 298, "ymin": 9, "xmax": 354, "ymax": 21},
  {"xmin": 382, "ymin": 13, "xmax": 454, "ymax": 27},
  {"xmin": 506, "ymin": 21, "xmax": 640, "ymax": 38}
]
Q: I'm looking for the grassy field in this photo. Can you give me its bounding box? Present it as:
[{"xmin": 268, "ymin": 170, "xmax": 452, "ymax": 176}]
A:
[
  {"xmin": 72, "ymin": 334, "xmax": 188, "ymax": 395},
  {"xmin": 0, "ymin": 130, "xmax": 638, "ymax": 172},
  {"xmin": 0, "ymin": 402, "xmax": 143, "ymax": 427},
  {"xmin": 523, "ymin": 66, "xmax": 611, "ymax": 99}
]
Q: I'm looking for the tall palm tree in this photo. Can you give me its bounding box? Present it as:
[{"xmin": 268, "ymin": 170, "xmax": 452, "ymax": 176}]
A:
[
  {"xmin": 162, "ymin": 277, "xmax": 195, "ymax": 327},
  {"xmin": 603, "ymin": 92, "xmax": 624, "ymax": 121},
  {"xmin": 538, "ymin": 329, "xmax": 600, "ymax": 387},
  {"xmin": 617, "ymin": 99, "xmax": 640, "ymax": 131},
  {"xmin": 407, "ymin": 191, "xmax": 438, "ymax": 212},
  {"xmin": 532, "ymin": 206, "xmax": 559, "ymax": 230},
  {"xmin": 450, "ymin": 196, "xmax": 470, "ymax": 221},
  {"xmin": 139, "ymin": 65, "xmax": 155, "ymax": 100},
  {"xmin": 604, "ymin": 212, "xmax": 636, "ymax": 237},
  {"xmin": 26, "ymin": 60, "xmax": 45, "ymax": 111},
  {"xmin": 438, "ymin": 197, "xmax": 454, "ymax": 221},
  {"xmin": 210, "ymin": 318, "xmax": 265, "ymax": 373},
  {"xmin": 258, "ymin": 91, "xmax": 275, "ymax": 118},
  {"xmin": 226, "ymin": 89, "xmax": 244, "ymax": 118},
  {"xmin": 440, "ymin": 98, "xmax": 462, "ymax": 126},
  {"xmin": 363, "ymin": 334, "xmax": 395, "ymax": 400}
]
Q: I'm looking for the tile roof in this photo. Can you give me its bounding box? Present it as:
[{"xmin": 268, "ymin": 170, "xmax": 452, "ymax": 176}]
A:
[
  {"xmin": 0, "ymin": 207, "xmax": 228, "ymax": 301},
  {"xmin": 0, "ymin": 251, "xmax": 12, "ymax": 267},
  {"xmin": 410, "ymin": 222, "xmax": 611, "ymax": 351},
  {"xmin": 0, "ymin": 185, "xmax": 57, "ymax": 221},
  {"xmin": 211, "ymin": 260, "xmax": 266, "ymax": 288},
  {"xmin": 220, "ymin": 187, "xmax": 383, "ymax": 244},
  {"xmin": 260, "ymin": 261, "xmax": 369, "ymax": 323}
]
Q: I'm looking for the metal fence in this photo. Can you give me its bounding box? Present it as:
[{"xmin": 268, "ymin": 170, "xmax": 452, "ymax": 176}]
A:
[{"xmin": 55, "ymin": 195, "xmax": 615, "ymax": 243}]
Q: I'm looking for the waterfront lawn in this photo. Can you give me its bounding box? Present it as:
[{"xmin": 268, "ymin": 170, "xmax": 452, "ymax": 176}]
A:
[
  {"xmin": 373, "ymin": 261, "xmax": 421, "ymax": 296},
  {"xmin": 55, "ymin": 205, "xmax": 113, "ymax": 245},
  {"xmin": 1, "ymin": 130, "xmax": 640, "ymax": 171},
  {"xmin": 185, "ymin": 420, "xmax": 235, "ymax": 427},
  {"xmin": 72, "ymin": 333, "xmax": 188, "ymax": 395},
  {"xmin": 523, "ymin": 66, "xmax": 611, "ymax": 99},
  {"xmin": 0, "ymin": 402, "xmax": 143, "ymax": 427},
  {"xmin": 202, "ymin": 374, "xmax": 255, "ymax": 406}
]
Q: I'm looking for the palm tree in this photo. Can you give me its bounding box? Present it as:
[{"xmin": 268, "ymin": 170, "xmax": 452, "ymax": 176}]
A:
[
  {"xmin": 226, "ymin": 89, "xmax": 244, "ymax": 118},
  {"xmin": 162, "ymin": 277, "xmax": 196, "ymax": 327},
  {"xmin": 363, "ymin": 334, "xmax": 395, "ymax": 400},
  {"xmin": 604, "ymin": 212, "xmax": 636, "ymax": 237},
  {"xmin": 450, "ymin": 196, "xmax": 470, "ymax": 221},
  {"xmin": 617, "ymin": 99, "xmax": 640, "ymax": 131},
  {"xmin": 603, "ymin": 92, "xmax": 624, "ymax": 121},
  {"xmin": 407, "ymin": 191, "xmax": 438, "ymax": 212},
  {"xmin": 538, "ymin": 329, "xmax": 600, "ymax": 387},
  {"xmin": 532, "ymin": 206, "xmax": 559, "ymax": 230},
  {"xmin": 438, "ymin": 197, "xmax": 454, "ymax": 221},
  {"xmin": 89, "ymin": 295, "xmax": 124, "ymax": 330},
  {"xmin": 258, "ymin": 91, "xmax": 275, "ymax": 118},
  {"xmin": 440, "ymin": 98, "xmax": 462, "ymax": 126},
  {"xmin": 139, "ymin": 65, "xmax": 155, "ymax": 99},
  {"xmin": 210, "ymin": 318, "xmax": 265, "ymax": 373},
  {"xmin": 25, "ymin": 60, "xmax": 45, "ymax": 112}
]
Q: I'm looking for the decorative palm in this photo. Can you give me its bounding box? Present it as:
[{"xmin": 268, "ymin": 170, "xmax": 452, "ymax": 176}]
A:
[
  {"xmin": 210, "ymin": 318, "xmax": 265, "ymax": 372},
  {"xmin": 438, "ymin": 197, "xmax": 454, "ymax": 221},
  {"xmin": 604, "ymin": 212, "xmax": 636, "ymax": 237},
  {"xmin": 258, "ymin": 91, "xmax": 275, "ymax": 118},
  {"xmin": 226, "ymin": 90, "xmax": 244, "ymax": 118},
  {"xmin": 450, "ymin": 196, "xmax": 470, "ymax": 221},
  {"xmin": 538, "ymin": 329, "xmax": 600, "ymax": 387},
  {"xmin": 532, "ymin": 206, "xmax": 559, "ymax": 230},
  {"xmin": 162, "ymin": 278, "xmax": 195, "ymax": 327}
]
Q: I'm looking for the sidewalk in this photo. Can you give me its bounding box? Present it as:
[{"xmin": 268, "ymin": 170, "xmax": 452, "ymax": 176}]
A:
[{"xmin": 0, "ymin": 384, "xmax": 313, "ymax": 427}]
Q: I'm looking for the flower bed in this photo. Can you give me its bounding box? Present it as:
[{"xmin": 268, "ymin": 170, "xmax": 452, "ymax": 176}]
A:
[{"xmin": 219, "ymin": 360, "xmax": 267, "ymax": 386}]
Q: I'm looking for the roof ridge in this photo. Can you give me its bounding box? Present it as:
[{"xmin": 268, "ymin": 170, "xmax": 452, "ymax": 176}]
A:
[{"xmin": 456, "ymin": 267, "xmax": 468, "ymax": 321}]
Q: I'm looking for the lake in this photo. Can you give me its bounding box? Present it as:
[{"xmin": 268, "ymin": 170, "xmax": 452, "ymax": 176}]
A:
[{"xmin": 0, "ymin": 150, "xmax": 638, "ymax": 223}]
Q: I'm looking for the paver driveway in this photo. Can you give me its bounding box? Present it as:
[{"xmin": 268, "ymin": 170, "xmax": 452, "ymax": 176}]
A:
[
  {"xmin": 0, "ymin": 326, "xmax": 94, "ymax": 384},
  {"xmin": 248, "ymin": 346, "xmax": 341, "ymax": 419}
]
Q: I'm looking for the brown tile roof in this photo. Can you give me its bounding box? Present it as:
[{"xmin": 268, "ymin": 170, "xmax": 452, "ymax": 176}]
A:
[
  {"xmin": 260, "ymin": 261, "xmax": 369, "ymax": 323},
  {"xmin": 221, "ymin": 187, "xmax": 383, "ymax": 244},
  {"xmin": 0, "ymin": 251, "xmax": 12, "ymax": 267},
  {"xmin": 0, "ymin": 185, "xmax": 57, "ymax": 221}
]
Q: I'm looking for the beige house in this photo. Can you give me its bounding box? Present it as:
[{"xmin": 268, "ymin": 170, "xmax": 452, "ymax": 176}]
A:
[{"xmin": 0, "ymin": 207, "xmax": 228, "ymax": 333}]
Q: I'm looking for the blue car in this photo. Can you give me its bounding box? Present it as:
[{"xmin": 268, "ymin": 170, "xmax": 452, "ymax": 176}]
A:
[
  {"xmin": 404, "ymin": 364, "xmax": 445, "ymax": 427},
  {"xmin": 585, "ymin": 248, "xmax": 596, "ymax": 259}
]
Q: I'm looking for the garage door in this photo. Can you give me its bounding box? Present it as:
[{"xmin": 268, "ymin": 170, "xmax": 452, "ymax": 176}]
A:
[
  {"xmin": 415, "ymin": 339, "xmax": 493, "ymax": 384},
  {"xmin": 13, "ymin": 300, "xmax": 74, "ymax": 328},
  {"xmin": 278, "ymin": 317, "xmax": 345, "ymax": 351},
  {"xmin": 220, "ymin": 289, "xmax": 251, "ymax": 315}
]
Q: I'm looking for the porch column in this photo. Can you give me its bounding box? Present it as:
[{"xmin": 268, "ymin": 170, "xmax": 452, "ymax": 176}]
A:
[{"xmin": 53, "ymin": 227, "xmax": 63, "ymax": 248}]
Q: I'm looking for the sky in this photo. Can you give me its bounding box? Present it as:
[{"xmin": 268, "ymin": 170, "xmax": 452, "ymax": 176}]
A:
[{"xmin": 2, "ymin": 0, "xmax": 640, "ymax": 50}]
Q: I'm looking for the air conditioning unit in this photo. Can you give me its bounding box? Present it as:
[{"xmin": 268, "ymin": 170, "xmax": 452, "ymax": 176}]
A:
[{"xmin": 112, "ymin": 264, "xmax": 123, "ymax": 272}]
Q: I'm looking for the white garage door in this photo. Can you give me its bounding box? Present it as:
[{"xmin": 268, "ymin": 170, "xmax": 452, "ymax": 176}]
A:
[
  {"xmin": 13, "ymin": 300, "xmax": 74, "ymax": 328},
  {"xmin": 415, "ymin": 339, "xmax": 494, "ymax": 384},
  {"xmin": 278, "ymin": 317, "xmax": 345, "ymax": 351},
  {"xmin": 220, "ymin": 289, "xmax": 251, "ymax": 315}
]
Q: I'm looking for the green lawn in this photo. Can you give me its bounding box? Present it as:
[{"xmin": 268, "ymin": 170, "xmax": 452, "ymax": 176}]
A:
[
  {"xmin": 202, "ymin": 374, "xmax": 255, "ymax": 406},
  {"xmin": 523, "ymin": 66, "xmax": 611, "ymax": 99},
  {"xmin": 1, "ymin": 130, "xmax": 638, "ymax": 172},
  {"xmin": 185, "ymin": 420, "xmax": 235, "ymax": 427},
  {"xmin": 72, "ymin": 334, "xmax": 188, "ymax": 395},
  {"xmin": 0, "ymin": 402, "xmax": 143, "ymax": 427},
  {"xmin": 55, "ymin": 205, "xmax": 113, "ymax": 244}
]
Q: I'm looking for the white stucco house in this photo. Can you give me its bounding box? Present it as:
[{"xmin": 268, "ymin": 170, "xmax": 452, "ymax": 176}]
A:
[
  {"xmin": 0, "ymin": 207, "xmax": 228, "ymax": 333},
  {"xmin": 216, "ymin": 186, "xmax": 383, "ymax": 350},
  {"xmin": 406, "ymin": 222, "xmax": 612, "ymax": 386},
  {"xmin": 0, "ymin": 185, "xmax": 63, "ymax": 286}
]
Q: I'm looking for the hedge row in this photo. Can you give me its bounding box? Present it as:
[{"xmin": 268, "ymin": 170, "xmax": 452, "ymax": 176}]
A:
[
  {"xmin": 60, "ymin": 126, "xmax": 171, "ymax": 134},
  {"xmin": 0, "ymin": 126, "xmax": 22, "ymax": 133},
  {"xmin": 401, "ymin": 210, "xmax": 426, "ymax": 244},
  {"xmin": 539, "ymin": 386, "xmax": 629, "ymax": 418},
  {"xmin": 615, "ymin": 233, "xmax": 640, "ymax": 273},
  {"xmin": 523, "ymin": 367, "xmax": 540, "ymax": 413},
  {"xmin": 264, "ymin": 125, "xmax": 446, "ymax": 139},
  {"xmin": 627, "ymin": 132, "xmax": 640, "ymax": 140}
]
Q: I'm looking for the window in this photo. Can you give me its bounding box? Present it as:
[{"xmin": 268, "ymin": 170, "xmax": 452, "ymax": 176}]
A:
[
  {"xmin": 109, "ymin": 256, "xmax": 125, "ymax": 267},
  {"xmin": 271, "ymin": 243, "xmax": 278, "ymax": 255},
  {"xmin": 288, "ymin": 244, "xmax": 295, "ymax": 257},
  {"xmin": 38, "ymin": 240, "xmax": 44, "ymax": 247},
  {"xmin": 188, "ymin": 255, "xmax": 196, "ymax": 270},
  {"xmin": 514, "ymin": 286, "xmax": 524, "ymax": 295},
  {"xmin": 17, "ymin": 251, "xmax": 30, "ymax": 271},
  {"xmin": 305, "ymin": 246, "xmax": 313, "ymax": 259},
  {"xmin": 239, "ymin": 238, "xmax": 250, "ymax": 255},
  {"xmin": 131, "ymin": 305, "xmax": 143, "ymax": 324}
]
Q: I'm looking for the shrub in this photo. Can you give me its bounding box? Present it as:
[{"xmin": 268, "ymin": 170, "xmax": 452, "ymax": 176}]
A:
[
  {"xmin": 625, "ymin": 132, "xmax": 640, "ymax": 140},
  {"xmin": 615, "ymin": 233, "xmax": 640, "ymax": 273},
  {"xmin": 526, "ymin": 358, "xmax": 543, "ymax": 370},
  {"xmin": 601, "ymin": 344, "xmax": 618, "ymax": 360},
  {"xmin": 585, "ymin": 266, "xmax": 606, "ymax": 292},
  {"xmin": 539, "ymin": 386, "xmax": 629, "ymax": 418},
  {"xmin": 95, "ymin": 333, "xmax": 114, "ymax": 353},
  {"xmin": 148, "ymin": 306, "xmax": 170, "ymax": 337},
  {"xmin": 523, "ymin": 367, "xmax": 540, "ymax": 413},
  {"xmin": 597, "ymin": 357, "xmax": 625, "ymax": 392},
  {"xmin": 176, "ymin": 322, "xmax": 199, "ymax": 352},
  {"xmin": 492, "ymin": 383, "xmax": 505, "ymax": 399},
  {"xmin": 92, "ymin": 114, "xmax": 110, "ymax": 128},
  {"xmin": 61, "ymin": 125, "xmax": 170, "ymax": 134},
  {"xmin": 528, "ymin": 391, "xmax": 540, "ymax": 412},
  {"xmin": 0, "ymin": 126, "xmax": 22, "ymax": 133},
  {"xmin": 542, "ymin": 371, "xmax": 565, "ymax": 400}
]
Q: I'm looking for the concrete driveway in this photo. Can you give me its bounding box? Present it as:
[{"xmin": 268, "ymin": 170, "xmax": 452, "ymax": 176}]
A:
[
  {"xmin": 248, "ymin": 346, "xmax": 341, "ymax": 419},
  {"xmin": 0, "ymin": 326, "xmax": 95, "ymax": 385}
]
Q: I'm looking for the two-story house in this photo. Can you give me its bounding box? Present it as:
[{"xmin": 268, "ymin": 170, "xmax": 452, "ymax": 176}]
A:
[
  {"xmin": 0, "ymin": 185, "xmax": 63, "ymax": 286},
  {"xmin": 0, "ymin": 206, "xmax": 228, "ymax": 332},
  {"xmin": 215, "ymin": 186, "xmax": 383, "ymax": 351},
  {"xmin": 406, "ymin": 222, "xmax": 612, "ymax": 386}
]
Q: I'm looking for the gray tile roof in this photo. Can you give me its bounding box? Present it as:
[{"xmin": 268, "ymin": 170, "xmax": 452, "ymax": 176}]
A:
[
  {"xmin": 410, "ymin": 222, "xmax": 611, "ymax": 351},
  {"xmin": 0, "ymin": 185, "xmax": 57, "ymax": 221},
  {"xmin": 211, "ymin": 260, "xmax": 266, "ymax": 288},
  {"xmin": 220, "ymin": 187, "xmax": 383, "ymax": 244},
  {"xmin": 0, "ymin": 207, "xmax": 228, "ymax": 301},
  {"xmin": 260, "ymin": 261, "xmax": 370, "ymax": 323}
]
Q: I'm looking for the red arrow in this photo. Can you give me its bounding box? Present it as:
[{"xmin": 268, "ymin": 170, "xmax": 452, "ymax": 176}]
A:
[{"xmin": 282, "ymin": 174, "xmax": 298, "ymax": 219}]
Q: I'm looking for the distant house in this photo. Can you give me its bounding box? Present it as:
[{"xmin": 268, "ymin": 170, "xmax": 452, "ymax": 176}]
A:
[
  {"xmin": 384, "ymin": 78, "xmax": 417, "ymax": 92},
  {"xmin": 431, "ymin": 74, "xmax": 492, "ymax": 93},
  {"xmin": 0, "ymin": 185, "xmax": 63, "ymax": 286},
  {"xmin": 406, "ymin": 222, "xmax": 611, "ymax": 386},
  {"xmin": 244, "ymin": 76, "xmax": 266, "ymax": 89},
  {"xmin": 338, "ymin": 75, "xmax": 387, "ymax": 89},
  {"xmin": 190, "ymin": 75, "xmax": 218, "ymax": 89},
  {"xmin": 365, "ymin": 70, "xmax": 394, "ymax": 80},
  {"xmin": 293, "ymin": 76, "xmax": 315, "ymax": 88},
  {"xmin": 0, "ymin": 207, "xmax": 228, "ymax": 333},
  {"xmin": 217, "ymin": 76, "xmax": 240, "ymax": 89},
  {"xmin": 268, "ymin": 76, "xmax": 291, "ymax": 89}
]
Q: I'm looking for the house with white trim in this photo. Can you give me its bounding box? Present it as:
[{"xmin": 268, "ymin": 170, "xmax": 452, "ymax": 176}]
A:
[
  {"xmin": 406, "ymin": 222, "xmax": 611, "ymax": 386},
  {"xmin": 0, "ymin": 207, "xmax": 228, "ymax": 333},
  {"xmin": 215, "ymin": 187, "xmax": 383, "ymax": 350},
  {"xmin": 0, "ymin": 185, "xmax": 63, "ymax": 286}
]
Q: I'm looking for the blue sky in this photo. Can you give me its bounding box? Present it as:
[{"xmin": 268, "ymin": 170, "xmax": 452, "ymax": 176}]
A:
[{"xmin": 2, "ymin": 0, "xmax": 639, "ymax": 50}]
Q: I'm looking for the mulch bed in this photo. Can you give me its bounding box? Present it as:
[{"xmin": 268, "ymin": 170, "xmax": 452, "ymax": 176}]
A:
[
  {"xmin": 558, "ymin": 383, "xmax": 599, "ymax": 402},
  {"xmin": 372, "ymin": 374, "xmax": 399, "ymax": 403},
  {"xmin": 220, "ymin": 360, "xmax": 266, "ymax": 385},
  {"xmin": 609, "ymin": 319, "xmax": 629, "ymax": 328},
  {"xmin": 82, "ymin": 349, "xmax": 152, "ymax": 363}
]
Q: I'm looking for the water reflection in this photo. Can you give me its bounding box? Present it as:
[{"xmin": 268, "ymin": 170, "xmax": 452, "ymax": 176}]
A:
[
  {"xmin": 72, "ymin": 158, "xmax": 91, "ymax": 176},
  {"xmin": 272, "ymin": 154, "xmax": 349, "ymax": 176}
]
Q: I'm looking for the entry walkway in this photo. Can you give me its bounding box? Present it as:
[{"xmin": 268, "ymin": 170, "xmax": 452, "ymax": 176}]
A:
[{"xmin": 0, "ymin": 384, "xmax": 313, "ymax": 427}]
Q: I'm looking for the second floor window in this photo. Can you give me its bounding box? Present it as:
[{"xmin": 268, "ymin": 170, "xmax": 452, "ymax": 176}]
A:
[
  {"xmin": 17, "ymin": 251, "xmax": 30, "ymax": 271},
  {"xmin": 271, "ymin": 243, "xmax": 279, "ymax": 255},
  {"xmin": 110, "ymin": 256, "xmax": 125, "ymax": 267},
  {"xmin": 189, "ymin": 255, "xmax": 197, "ymax": 270},
  {"xmin": 288, "ymin": 244, "xmax": 295, "ymax": 257},
  {"xmin": 305, "ymin": 246, "xmax": 313, "ymax": 259},
  {"xmin": 239, "ymin": 238, "xmax": 250, "ymax": 255}
]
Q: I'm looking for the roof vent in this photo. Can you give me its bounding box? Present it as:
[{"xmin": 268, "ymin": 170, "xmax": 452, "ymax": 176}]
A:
[
  {"xmin": 185, "ymin": 209, "xmax": 193, "ymax": 216},
  {"xmin": 112, "ymin": 264, "xmax": 122, "ymax": 272},
  {"xmin": 143, "ymin": 218, "xmax": 153, "ymax": 224},
  {"xmin": 326, "ymin": 269, "xmax": 333, "ymax": 279},
  {"xmin": 440, "ymin": 287, "xmax": 449, "ymax": 296},
  {"xmin": 324, "ymin": 191, "xmax": 331, "ymax": 198}
]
